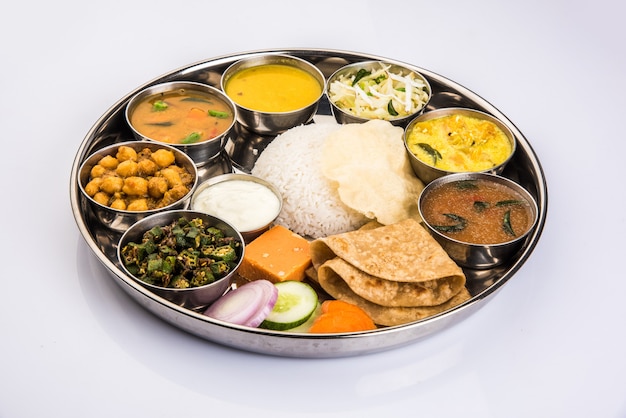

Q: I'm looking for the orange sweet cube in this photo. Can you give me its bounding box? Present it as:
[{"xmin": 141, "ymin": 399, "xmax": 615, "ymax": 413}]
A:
[{"xmin": 238, "ymin": 225, "xmax": 311, "ymax": 283}]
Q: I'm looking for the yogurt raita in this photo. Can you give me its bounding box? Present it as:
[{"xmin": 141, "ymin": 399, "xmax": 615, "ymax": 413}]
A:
[{"xmin": 192, "ymin": 179, "xmax": 281, "ymax": 232}]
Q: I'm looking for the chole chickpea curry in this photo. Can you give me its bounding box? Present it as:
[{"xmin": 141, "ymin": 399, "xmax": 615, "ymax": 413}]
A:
[{"xmin": 84, "ymin": 145, "xmax": 194, "ymax": 211}]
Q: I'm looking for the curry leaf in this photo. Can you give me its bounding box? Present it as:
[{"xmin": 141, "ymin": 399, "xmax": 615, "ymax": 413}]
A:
[
  {"xmin": 352, "ymin": 69, "xmax": 371, "ymax": 86},
  {"xmin": 387, "ymin": 100, "xmax": 398, "ymax": 116},
  {"xmin": 473, "ymin": 201, "xmax": 489, "ymax": 212},
  {"xmin": 432, "ymin": 213, "xmax": 467, "ymax": 233},
  {"xmin": 502, "ymin": 210, "xmax": 516, "ymax": 236},
  {"xmin": 417, "ymin": 143, "xmax": 442, "ymax": 165},
  {"xmin": 455, "ymin": 180, "xmax": 478, "ymax": 190},
  {"xmin": 496, "ymin": 200, "xmax": 524, "ymax": 207}
]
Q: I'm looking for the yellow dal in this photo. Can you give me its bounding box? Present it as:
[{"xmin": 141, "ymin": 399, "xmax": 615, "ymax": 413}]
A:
[
  {"xmin": 406, "ymin": 114, "xmax": 512, "ymax": 172},
  {"xmin": 225, "ymin": 64, "xmax": 322, "ymax": 112}
]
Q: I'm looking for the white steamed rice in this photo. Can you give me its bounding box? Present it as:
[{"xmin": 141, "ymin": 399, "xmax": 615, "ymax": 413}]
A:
[{"xmin": 251, "ymin": 123, "xmax": 368, "ymax": 238}]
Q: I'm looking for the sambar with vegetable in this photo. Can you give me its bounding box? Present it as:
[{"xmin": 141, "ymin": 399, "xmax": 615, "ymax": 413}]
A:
[{"xmin": 129, "ymin": 88, "xmax": 234, "ymax": 145}]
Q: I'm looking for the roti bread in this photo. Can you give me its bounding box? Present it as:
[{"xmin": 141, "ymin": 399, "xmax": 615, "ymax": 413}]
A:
[
  {"xmin": 314, "ymin": 270, "xmax": 471, "ymax": 326},
  {"xmin": 309, "ymin": 218, "xmax": 469, "ymax": 325},
  {"xmin": 311, "ymin": 218, "xmax": 465, "ymax": 284},
  {"xmin": 316, "ymin": 258, "xmax": 465, "ymax": 307}
]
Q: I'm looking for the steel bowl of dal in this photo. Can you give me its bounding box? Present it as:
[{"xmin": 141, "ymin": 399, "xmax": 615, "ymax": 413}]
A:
[
  {"xmin": 220, "ymin": 54, "xmax": 326, "ymax": 135},
  {"xmin": 404, "ymin": 107, "xmax": 517, "ymax": 184}
]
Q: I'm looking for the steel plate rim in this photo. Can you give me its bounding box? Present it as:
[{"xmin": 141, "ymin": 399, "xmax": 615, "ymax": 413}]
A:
[{"xmin": 70, "ymin": 48, "xmax": 548, "ymax": 358}]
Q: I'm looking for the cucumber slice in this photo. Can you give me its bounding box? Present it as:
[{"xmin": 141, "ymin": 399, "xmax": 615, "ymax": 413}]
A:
[{"xmin": 260, "ymin": 281, "xmax": 319, "ymax": 331}]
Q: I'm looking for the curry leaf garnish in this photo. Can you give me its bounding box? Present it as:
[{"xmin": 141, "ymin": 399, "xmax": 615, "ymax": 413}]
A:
[
  {"xmin": 147, "ymin": 121, "xmax": 174, "ymax": 127},
  {"xmin": 473, "ymin": 201, "xmax": 489, "ymax": 212},
  {"xmin": 352, "ymin": 69, "xmax": 371, "ymax": 86},
  {"xmin": 417, "ymin": 143, "xmax": 442, "ymax": 165},
  {"xmin": 432, "ymin": 213, "xmax": 467, "ymax": 233},
  {"xmin": 502, "ymin": 210, "xmax": 516, "ymax": 236},
  {"xmin": 496, "ymin": 199, "xmax": 524, "ymax": 207},
  {"xmin": 455, "ymin": 180, "xmax": 479, "ymax": 190},
  {"xmin": 387, "ymin": 100, "xmax": 399, "ymax": 116}
]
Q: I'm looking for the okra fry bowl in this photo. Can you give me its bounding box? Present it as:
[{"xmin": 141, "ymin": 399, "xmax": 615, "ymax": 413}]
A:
[{"xmin": 117, "ymin": 210, "xmax": 245, "ymax": 310}]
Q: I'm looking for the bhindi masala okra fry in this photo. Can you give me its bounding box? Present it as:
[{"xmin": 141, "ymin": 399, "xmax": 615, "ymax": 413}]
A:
[{"xmin": 120, "ymin": 217, "xmax": 242, "ymax": 289}]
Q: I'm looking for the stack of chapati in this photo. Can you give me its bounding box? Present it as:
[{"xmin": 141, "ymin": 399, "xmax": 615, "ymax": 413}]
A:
[{"xmin": 309, "ymin": 218, "xmax": 471, "ymax": 326}]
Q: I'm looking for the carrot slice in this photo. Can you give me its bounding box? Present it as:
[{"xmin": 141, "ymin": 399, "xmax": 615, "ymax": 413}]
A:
[
  {"xmin": 309, "ymin": 300, "xmax": 376, "ymax": 333},
  {"xmin": 321, "ymin": 300, "xmax": 366, "ymax": 315},
  {"xmin": 187, "ymin": 107, "xmax": 206, "ymax": 119}
]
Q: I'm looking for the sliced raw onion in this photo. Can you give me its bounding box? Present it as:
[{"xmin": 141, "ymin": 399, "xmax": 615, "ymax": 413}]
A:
[{"xmin": 204, "ymin": 280, "xmax": 278, "ymax": 327}]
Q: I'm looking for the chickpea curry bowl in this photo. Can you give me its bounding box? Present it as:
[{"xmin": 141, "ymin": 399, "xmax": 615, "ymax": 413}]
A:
[
  {"xmin": 117, "ymin": 210, "xmax": 245, "ymax": 310},
  {"xmin": 78, "ymin": 141, "xmax": 198, "ymax": 232}
]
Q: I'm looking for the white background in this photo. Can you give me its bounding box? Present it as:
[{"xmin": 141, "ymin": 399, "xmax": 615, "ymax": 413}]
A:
[{"xmin": 2, "ymin": 1, "xmax": 625, "ymax": 417}]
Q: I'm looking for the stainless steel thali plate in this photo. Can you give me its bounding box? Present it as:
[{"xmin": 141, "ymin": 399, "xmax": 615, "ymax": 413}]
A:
[{"xmin": 70, "ymin": 48, "xmax": 547, "ymax": 358}]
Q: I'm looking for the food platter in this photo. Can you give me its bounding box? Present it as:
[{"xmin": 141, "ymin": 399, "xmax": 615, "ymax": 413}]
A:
[{"xmin": 70, "ymin": 48, "xmax": 547, "ymax": 358}]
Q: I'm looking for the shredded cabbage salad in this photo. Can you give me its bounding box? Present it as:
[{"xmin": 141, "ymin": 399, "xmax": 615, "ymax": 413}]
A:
[{"xmin": 328, "ymin": 63, "xmax": 429, "ymax": 120}]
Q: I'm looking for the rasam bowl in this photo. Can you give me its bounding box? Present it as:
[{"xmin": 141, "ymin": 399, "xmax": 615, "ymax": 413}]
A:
[{"xmin": 418, "ymin": 172, "xmax": 538, "ymax": 269}]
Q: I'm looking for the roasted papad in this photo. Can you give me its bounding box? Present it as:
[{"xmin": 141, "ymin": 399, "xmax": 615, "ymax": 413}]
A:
[{"xmin": 309, "ymin": 218, "xmax": 470, "ymax": 326}]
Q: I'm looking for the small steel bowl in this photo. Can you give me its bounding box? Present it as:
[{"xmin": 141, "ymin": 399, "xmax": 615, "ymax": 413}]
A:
[
  {"xmin": 117, "ymin": 210, "xmax": 245, "ymax": 310},
  {"xmin": 125, "ymin": 81, "xmax": 238, "ymax": 165},
  {"xmin": 190, "ymin": 173, "xmax": 282, "ymax": 243},
  {"xmin": 78, "ymin": 141, "xmax": 198, "ymax": 233},
  {"xmin": 404, "ymin": 107, "xmax": 516, "ymax": 184},
  {"xmin": 220, "ymin": 54, "xmax": 325, "ymax": 135},
  {"xmin": 326, "ymin": 60, "xmax": 431, "ymax": 127},
  {"xmin": 418, "ymin": 172, "xmax": 538, "ymax": 269}
]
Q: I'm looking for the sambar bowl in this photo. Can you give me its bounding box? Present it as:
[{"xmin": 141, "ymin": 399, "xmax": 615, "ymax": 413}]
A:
[
  {"xmin": 418, "ymin": 172, "xmax": 538, "ymax": 269},
  {"xmin": 326, "ymin": 60, "xmax": 431, "ymax": 127},
  {"xmin": 220, "ymin": 54, "xmax": 325, "ymax": 135},
  {"xmin": 117, "ymin": 210, "xmax": 245, "ymax": 310},
  {"xmin": 190, "ymin": 173, "xmax": 282, "ymax": 243},
  {"xmin": 78, "ymin": 141, "xmax": 198, "ymax": 233},
  {"xmin": 404, "ymin": 107, "xmax": 516, "ymax": 184},
  {"xmin": 125, "ymin": 81, "xmax": 238, "ymax": 165}
]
